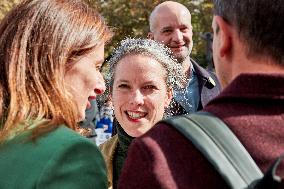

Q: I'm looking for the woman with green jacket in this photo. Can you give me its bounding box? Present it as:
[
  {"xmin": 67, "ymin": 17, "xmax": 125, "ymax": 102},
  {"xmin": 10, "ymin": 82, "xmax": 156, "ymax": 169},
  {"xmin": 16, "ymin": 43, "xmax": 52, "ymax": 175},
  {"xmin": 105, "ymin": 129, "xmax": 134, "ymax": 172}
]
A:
[{"xmin": 0, "ymin": 0, "xmax": 112, "ymax": 188}]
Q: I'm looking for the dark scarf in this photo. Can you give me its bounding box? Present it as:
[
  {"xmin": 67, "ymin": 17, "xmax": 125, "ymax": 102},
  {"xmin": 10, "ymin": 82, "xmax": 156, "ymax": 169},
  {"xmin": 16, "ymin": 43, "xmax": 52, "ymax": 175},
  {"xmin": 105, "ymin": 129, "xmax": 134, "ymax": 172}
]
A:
[{"xmin": 113, "ymin": 123, "xmax": 134, "ymax": 188}]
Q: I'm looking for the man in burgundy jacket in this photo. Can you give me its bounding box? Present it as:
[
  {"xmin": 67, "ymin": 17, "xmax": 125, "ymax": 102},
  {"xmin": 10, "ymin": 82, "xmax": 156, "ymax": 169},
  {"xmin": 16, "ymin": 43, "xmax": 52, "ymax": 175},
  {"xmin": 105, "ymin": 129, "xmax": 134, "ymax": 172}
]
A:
[{"xmin": 118, "ymin": 0, "xmax": 284, "ymax": 188}]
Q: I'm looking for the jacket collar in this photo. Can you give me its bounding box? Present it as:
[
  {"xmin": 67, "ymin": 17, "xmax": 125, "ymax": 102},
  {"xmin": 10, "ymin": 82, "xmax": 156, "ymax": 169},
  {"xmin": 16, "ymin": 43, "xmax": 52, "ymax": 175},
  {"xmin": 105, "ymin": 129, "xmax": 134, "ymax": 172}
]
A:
[
  {"xmin": 191, "ymin": 58, "xmax": 216, "ymax": 89},
  {"xmin": 218, "ymin": 73, "xmax": 284, "ymax": 99}
]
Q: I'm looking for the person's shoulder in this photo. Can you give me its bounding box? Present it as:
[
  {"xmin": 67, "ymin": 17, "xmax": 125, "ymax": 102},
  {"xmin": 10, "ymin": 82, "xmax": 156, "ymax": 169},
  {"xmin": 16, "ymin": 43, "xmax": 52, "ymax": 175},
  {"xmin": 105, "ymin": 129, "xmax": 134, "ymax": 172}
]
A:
[
  {"xmin": 37, "ymin": 125, "xmax": 103, "ymax": 168},
  {"xmin": 46, "ymin": 125, "xmax": 92, "ymax": 143},
  {"xmin": 127, "ymin": 121, "xmax": 194, "ymax": 162},
  {"xmin": 138, "ymin": 121, "xmax": 184, "ymax": 144},
  {"xmin": 0, "ymin": 125, "xmax": 106, "ymax": 189},
  {"xmin": 191, "ymin": 59, "xmax": 221, "ymax": 92},
  {"xmin": 191, "ymin": 59, "xmax": 215, "ymax": 77},
  {"xmin": 37, "ymin": 126, "xmax": 107, "ymax": 189},
  {"xmin": 99, "ymin": 135, "xmax": 118, "ymax": 171},
  {"xmin": 99, "ymin": 134, "xmax": 118, "ymax": 152},
  {"xmin": 38, "ymin": 125, "xmax": 98, "ymax": 154}
]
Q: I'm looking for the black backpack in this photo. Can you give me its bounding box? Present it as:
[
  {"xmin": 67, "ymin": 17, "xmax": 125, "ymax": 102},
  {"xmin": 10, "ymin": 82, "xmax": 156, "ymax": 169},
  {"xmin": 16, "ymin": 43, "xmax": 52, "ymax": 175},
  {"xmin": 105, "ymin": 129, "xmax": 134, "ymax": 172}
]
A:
[{"xmin": 161, "ymin": 111, "xmax": 283, "ymax": 189}]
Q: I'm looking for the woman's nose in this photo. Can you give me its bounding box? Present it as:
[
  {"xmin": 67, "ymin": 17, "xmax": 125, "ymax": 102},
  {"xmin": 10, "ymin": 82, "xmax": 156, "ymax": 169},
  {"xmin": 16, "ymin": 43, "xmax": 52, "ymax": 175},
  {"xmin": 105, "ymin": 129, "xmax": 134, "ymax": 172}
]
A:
[
  {"xmin": 130, "ymin": 90, "xmax": 144, "ymax": 106},
  {"xmin": 94, "ymin": 87, "xmax": 105, "ymax": 95},
  {"xmin": 94, "ymin": 74, "xmax": 106, "ymax": 95}
]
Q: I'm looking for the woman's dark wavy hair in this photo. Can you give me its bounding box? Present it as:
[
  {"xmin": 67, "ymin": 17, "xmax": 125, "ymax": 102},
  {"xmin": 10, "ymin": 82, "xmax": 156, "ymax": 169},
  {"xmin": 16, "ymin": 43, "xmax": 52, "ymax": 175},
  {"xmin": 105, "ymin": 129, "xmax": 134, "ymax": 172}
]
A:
[
  {"xmin": 0, "ymin": 0, "xmax": 112, "ymax": 142},
  {"xmin": 213, "ymin": 0, "xmax": 284, "ymax": 64}
]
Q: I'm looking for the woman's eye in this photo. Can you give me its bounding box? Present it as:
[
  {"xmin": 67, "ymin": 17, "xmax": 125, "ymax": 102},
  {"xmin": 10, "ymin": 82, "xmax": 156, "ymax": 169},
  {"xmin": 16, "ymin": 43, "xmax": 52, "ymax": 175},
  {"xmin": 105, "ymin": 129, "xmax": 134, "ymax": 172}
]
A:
[
  {"xmin": 143, "ymin": 85, "xmax": 156, "ymax": 90},
  {"xmin": 118, "ymin": 84, "xmax": 129, "ymax": 89},
  {"xmin": 93, "ymin": 61, "xmax": 103, "ymax": 71},
  {"xmin": 94, "ymin": 64, "xmax": 101, "ymax": 71},
  {"xmin": 96, "ymin": 66, "xmax": 101, "ymax": 71}
]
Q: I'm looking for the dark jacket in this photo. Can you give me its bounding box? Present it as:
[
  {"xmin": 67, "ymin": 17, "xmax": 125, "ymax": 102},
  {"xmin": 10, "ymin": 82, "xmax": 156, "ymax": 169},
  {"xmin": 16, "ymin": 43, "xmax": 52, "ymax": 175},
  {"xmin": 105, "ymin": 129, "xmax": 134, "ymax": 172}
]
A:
[
  {"xmin": 118, "ymin": 74, "xmax": 284, "ymax": 189},
  {"xmin": 169, "ymin": 59, "xmax": 221, "ymax": 115}
]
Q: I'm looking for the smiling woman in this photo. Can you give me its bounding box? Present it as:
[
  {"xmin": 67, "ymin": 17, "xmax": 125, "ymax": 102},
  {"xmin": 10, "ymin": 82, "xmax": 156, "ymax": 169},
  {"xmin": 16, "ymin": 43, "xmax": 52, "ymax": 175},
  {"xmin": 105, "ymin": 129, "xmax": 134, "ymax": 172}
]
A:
[
  {"xmin": 99, "ymin": 38, "xmax": 185, "ymax": 189},
  {"xmin": 0, "ymin": 0, "xmax": 112, "ymax": 188},
  {"xmin": 112, "ymin": 54, "xmax": 170, "ymax": 137}
]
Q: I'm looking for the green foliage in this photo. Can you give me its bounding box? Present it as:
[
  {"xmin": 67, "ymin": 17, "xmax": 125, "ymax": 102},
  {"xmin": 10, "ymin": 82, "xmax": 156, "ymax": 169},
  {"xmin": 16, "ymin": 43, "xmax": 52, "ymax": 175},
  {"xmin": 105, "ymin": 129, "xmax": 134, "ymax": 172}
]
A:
[
  {"xmin": 0, "ymin": 0, "xmax": 214, "ymax": 67},
  {"xmin": 88, "ymin": 0, "xmax": 214, "ymax": 67},
  {"xmin": 0, "ymin": 0, "xmax": 21, "ymax": 20}
]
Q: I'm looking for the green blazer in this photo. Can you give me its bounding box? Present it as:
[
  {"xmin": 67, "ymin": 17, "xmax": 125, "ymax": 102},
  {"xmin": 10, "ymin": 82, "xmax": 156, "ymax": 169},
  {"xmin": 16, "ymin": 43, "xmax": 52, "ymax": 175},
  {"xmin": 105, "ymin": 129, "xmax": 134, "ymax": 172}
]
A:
[{"xmin": 0, "ymin": 125, "xmax": 107, "ymax": 189}]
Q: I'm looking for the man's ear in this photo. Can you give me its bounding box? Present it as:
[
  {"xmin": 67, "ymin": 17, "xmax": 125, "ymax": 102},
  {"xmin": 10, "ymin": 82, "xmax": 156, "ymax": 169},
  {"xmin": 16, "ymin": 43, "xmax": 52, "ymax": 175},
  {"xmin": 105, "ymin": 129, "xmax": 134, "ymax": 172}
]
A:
[
  {"xmin": 164, "ymin": 88, "xmax": 173, "ymax": 108},
  {"xmin": 214, "ymin": 16, "xmax": 233, "ymax": 58},
  {"xmin": 147, "ymin": 32, "xmax": 154, "ymax": 39}
]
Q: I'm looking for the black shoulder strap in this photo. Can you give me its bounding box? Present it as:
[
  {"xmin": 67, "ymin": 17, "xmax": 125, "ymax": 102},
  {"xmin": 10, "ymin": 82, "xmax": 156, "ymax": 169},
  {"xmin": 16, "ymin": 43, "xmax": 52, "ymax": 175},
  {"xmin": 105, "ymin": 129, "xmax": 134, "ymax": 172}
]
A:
[{"xmin": 160, "ymin": 111, "xmax": 263, "ymax": 189}]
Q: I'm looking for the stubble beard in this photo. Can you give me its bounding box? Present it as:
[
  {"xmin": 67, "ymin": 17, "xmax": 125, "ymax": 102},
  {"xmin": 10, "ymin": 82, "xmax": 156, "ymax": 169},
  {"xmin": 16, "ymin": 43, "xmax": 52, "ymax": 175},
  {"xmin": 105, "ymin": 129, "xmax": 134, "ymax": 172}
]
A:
[{"xmin": 174, "ymin": 43, "xmax": 193, "ymax": 63}]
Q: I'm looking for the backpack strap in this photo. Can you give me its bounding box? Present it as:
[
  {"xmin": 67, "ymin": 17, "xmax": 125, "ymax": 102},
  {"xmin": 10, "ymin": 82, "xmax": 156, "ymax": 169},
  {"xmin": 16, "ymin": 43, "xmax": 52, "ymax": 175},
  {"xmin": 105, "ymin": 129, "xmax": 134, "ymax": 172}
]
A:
[{"xmin": 160, "ymin": 111, "xmax": 263, "ymax": 189}]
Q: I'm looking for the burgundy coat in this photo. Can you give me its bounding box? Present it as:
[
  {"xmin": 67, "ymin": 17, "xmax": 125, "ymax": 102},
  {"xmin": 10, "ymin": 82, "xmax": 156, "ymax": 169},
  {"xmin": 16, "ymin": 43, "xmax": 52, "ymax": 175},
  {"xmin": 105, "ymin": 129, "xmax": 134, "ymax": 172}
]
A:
[{"xmin": 118, "ymin": 74, "xmax": 284, "ymax": 189}]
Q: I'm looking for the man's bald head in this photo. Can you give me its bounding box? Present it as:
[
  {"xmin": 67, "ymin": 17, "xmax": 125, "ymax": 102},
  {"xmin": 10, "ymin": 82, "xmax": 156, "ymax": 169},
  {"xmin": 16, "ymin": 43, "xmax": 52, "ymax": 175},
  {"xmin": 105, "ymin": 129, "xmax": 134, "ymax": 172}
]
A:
[
  {"xmin": 148, "ymin": 1, "xmax": 193, "ymax": 64},
  {"xmin": 149, "ymin": 1, "xmax": 191, "ymax": 32}
]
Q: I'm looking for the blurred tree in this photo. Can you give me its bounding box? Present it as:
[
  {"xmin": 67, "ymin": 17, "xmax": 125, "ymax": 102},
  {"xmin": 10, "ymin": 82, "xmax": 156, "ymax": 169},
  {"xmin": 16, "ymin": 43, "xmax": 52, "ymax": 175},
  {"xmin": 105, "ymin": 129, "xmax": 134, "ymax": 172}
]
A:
[
  {"xmin": 0, "ymin": 0, "xmax": 21, "ymax": 20},
  {"xmin": 0, "ymin": 0, "xmax": 213, "ymax": 68},
  {"xmin": 89, "ymin": 0, "xmax": 213, "ymax": 68}
]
